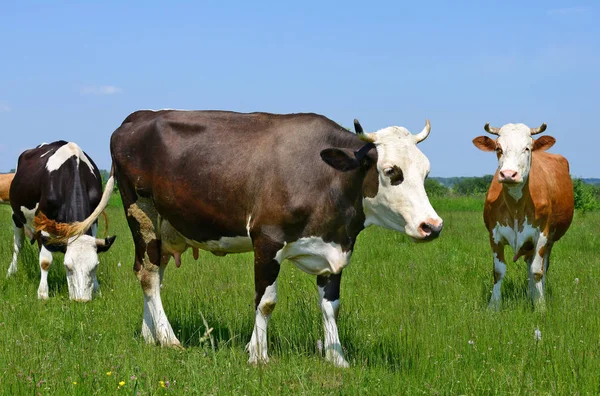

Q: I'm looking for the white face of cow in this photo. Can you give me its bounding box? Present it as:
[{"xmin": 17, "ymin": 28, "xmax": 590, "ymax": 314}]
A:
[
  {"xmin": 473, "ymin": 122, "xmax": 555, "ymax": 187},
  {"xmin": 493, "ymin": 124, "xmax": 534, "ymax": 184},
  {"xmin": 362, "ymin": 125, "xmax": 443, "ymax": 240},
  {"xmin": 64, "ymin": 235, "xmax": 100, "ymax": 302}
]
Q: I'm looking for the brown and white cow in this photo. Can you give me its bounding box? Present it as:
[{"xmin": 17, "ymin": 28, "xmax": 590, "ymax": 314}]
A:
[
  {"xmin": 107, "ymin": 110, "xmax": 443, "ymax": 367},
  {"xmin": 7, "ymin": 141, "xmax": 116, "ymax": 301},
  {"xmin": 0, "ymin": 173, "xmax": 14, "ymax": 203},
  {"xmin": 473, "ymin": 122, "xmax": 574, "ymax": 310}
]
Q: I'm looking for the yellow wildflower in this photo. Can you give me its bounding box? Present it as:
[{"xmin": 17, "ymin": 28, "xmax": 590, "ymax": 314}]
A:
[
  {"xmin": 119, "ymin": 381, "xmax": 125, "ymax": 386},
  {"xmin": 159, "ymin": 380, "xmax": 166, "ymax": 388},
  {"xmin": 106, "ymin": 371, "xmax": 112, "ymax": 376},
  {"xmin": 73, "ymin": 381, "xmax": 77, "ymax": 385}
]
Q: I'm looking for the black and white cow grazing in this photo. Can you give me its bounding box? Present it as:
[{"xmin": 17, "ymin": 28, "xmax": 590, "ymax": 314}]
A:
[
  {"xmin": 109, "ymin": 110, "xmax": 443, "ymax": 367},
  {"xmin": 7, "ymin": 141, "xmax": 116, "ymax": 301}
]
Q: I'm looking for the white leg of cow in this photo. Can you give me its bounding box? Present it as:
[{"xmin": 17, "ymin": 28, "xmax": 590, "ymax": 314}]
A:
[
  {"xmin": 528, "ymin": 235, "xmax": 549, "ymax": 311},
  {"xmin": 247, "ymin": 235, "xmax": 282, "ymax": 365},
  {"xmin": 7, "ymin": 222, "xmax": 24, "ymax": 278},
  {"xmin": 37, "ymin": 245, "xmax": 53, "ymax": 300},
  {"xmin": 317, "ymin": 273, "xmax": 349, "ymax": 367},
  {"xmin": 488, "ymin": 244, "xmax": 506, "ymax": 310},
  {"xmin": 248, "ymin": 281, "xmax": 277, "ymax": 364},
  {"xmin": 140, "ymin": 265, "xmax": 180, "ymax": 347}
]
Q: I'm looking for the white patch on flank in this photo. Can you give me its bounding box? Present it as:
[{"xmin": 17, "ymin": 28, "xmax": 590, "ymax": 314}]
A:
[
  {"xmin": 46, "ymin": 142, "xmax": 96, "ymax": 177},
  {"xmin": 248, "ymin": 282, "xmax": 277, "ymax": 364},
  {"xmin": 275, "ymin": 237, "xmax": 351, "ymax": 275}
]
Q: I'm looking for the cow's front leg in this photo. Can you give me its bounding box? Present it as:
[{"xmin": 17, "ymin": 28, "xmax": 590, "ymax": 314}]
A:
[
  {"xmin": 37, "ymin": 244, "xmax": 53, "ymax": 300},
  {"xmin": 7, "ymin": 218, "xmax": 24, "ymax": 278},
  {"xmin": 317, "ymin": 272, "xmax": 349, "ymax": 368},
  {"xmin": 488, "ymin": 241, "xmax": 506, "ymax": 310},
  {"xmin": 528, "ymin": 235, "xmax": 550, "ymax": 311},
  {"xmin": 248, "ymin": 235, "xmax": 283, "ymax": 365}
]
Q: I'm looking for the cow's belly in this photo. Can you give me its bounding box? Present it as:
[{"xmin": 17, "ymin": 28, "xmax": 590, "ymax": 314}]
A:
[
  {"xmin": 160, "ymin": 219, "xmax": 253, "ymax": 256},
  {"xmin": 160, "ymin": 221, "xmax": 351, "ymax": 275},
  {"xmin": 492, "ymin": 218, "xmax": 539, "ymax": 253},
  {"xmin": 275, "ymin": 237, "xmax": 351, "ymax": 276}
]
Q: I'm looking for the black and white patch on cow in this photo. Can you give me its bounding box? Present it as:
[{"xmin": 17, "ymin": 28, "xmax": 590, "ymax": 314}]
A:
[
  {"xmin": 108, "ymin": 110, "xmax": 442, "ymax": 367},
  {"xmin": 7, "ymin": 141, "xmax": 116, "ymax": 301}
]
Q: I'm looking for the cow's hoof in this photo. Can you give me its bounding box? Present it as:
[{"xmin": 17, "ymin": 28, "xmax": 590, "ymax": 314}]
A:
[{"xmin": 325, "ymin": 350, "xmax": 349, "ymax": 368}]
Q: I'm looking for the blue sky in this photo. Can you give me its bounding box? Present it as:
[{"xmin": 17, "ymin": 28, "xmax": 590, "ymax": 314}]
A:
[{"xmin": 1, "ymin": 1, "xmax": 598, "ymax": 177}]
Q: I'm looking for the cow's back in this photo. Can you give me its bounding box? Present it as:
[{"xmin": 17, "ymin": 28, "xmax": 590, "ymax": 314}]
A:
[
  {"xmin": 111, "ymin": 110, "xmax": 367, "ymax": 242},
  {"xmin": 10, "ymin": 141, "xmax": 103, "ymax": 226}
]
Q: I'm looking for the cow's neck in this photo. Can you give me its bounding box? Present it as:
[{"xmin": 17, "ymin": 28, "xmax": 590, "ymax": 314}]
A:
[{"xmin": 501, "ymin": 177, "xmax": 531, "ymax": 214}]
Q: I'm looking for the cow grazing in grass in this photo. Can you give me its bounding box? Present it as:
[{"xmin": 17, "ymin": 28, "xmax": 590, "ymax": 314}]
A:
[
  {"xmin": 473, "ymin": 123, "xmax": 574, "ymax": 309},
  {"xmin": 109, "ymin": 110, "xmax": 443, "ymax": 367},
  {"xmin": 0, "ymin": 173, "xmax": 15, "ymax": 203},
  {"xmin": 7, "ymin": 141, "xmax": 116, "ymax": 301}
]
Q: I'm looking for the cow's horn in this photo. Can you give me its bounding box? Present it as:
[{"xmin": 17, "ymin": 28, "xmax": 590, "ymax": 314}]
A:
[
  {"xmin": 354, "ymin": 119, "xmax": 364, "ymax": 135},
  {"xmin": 484, "ymin": 122, "xmax": 500, "ymax": 135},
  {"xmin": 530, "ymin": 123, "xmax": 547, "ymax": 135},
  {"xmin": 354, "ymin": 119, "xmax": 376, "ymax": 142},
  {"xmin": 413, "ymin": 119, "xmax": 431, "ymax": 143}
]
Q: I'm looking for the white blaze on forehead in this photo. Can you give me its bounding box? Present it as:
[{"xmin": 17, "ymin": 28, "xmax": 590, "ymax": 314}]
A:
[
  {"xmin": 46, "ymin": 142, "xmax": 96, "ymax": 177},
  {"xmin": 362, "ymin": 126, "xmax": 441, "ymax": 239}
]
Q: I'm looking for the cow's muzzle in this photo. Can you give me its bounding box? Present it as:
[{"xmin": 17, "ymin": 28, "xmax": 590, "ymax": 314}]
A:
[{"xmin": 417, "ymin": 219, "xmax": 443, "ymax": 241}]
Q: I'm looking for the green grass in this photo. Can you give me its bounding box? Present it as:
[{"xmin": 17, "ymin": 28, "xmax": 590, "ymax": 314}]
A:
[{"xmin": 0, "ymin": 198, "xmax": 599, "ymax": 394}]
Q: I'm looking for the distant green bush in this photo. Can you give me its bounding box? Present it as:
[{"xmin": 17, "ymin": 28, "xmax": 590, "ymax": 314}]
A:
[{"xmin": 573, "ymin": 178, "xmax": 600, "ymax": 212}]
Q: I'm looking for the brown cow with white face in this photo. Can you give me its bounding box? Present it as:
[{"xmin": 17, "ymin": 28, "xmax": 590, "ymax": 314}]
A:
[{"xmin": 473, "ymin": 122, "xmax": 574, "ymax": 310}]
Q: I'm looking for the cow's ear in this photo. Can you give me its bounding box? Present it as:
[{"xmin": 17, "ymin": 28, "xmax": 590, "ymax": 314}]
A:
[
  {"xmin": 320, "ymin": 148, "xmax": 360, "ymax": 172},
  {"xmin": 472, "ymin": 136, "xmax": 496, "ymax": 152},
  {"xmin": 533, "ymin": 135, "xmax": 556, "ymax": 152},
  {"xmin": 97, "ymin": 235, "xmax": 116, "ymax": 253}
]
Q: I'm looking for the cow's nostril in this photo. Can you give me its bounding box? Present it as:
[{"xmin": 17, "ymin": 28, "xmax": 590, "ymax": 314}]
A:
[{"xmin": 420, "ymin": 222, "xmax": 433, "ymax": 236}]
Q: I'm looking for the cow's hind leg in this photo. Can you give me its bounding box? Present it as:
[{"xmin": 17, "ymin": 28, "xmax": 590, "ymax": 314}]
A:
[
  {"xmin": 317, "ymin": 272, "xmax": 349, "ymax": 368},
  {"xmin": 247, "ymin": 234, "xmax": 283, "ymax": 365},
  {"xmin": 488, "ymin": 241, "xmax": 506, "ymax": 310},
  {"xmin": 125, "ymin": 196, "xmax": 180, "ymax": 347},
  {"xmin": 37, "ymin": 244, "xmax": 53, "ymax": 300},
  {"xmin": 7, "ymin": 216, "xmax": 24, "ymax": 278}
]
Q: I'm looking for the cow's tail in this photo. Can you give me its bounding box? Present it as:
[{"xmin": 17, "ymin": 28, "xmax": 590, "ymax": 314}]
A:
[
  {"xmin": 35, "ymin": 164, "xmax": 115, "ymax": 243},
  {"xmin": 69, "ymin": 163, "xmax": 116, "ymax": 237}
]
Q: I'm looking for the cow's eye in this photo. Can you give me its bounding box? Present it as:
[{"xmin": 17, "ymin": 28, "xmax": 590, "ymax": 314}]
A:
[
  {"xmin": 496, "ymin": 147, "xmax": 503, "ymax": 154},
  {"xmin": 383, "ymin": 166, "xmax": 404, "ymax": 185},
  {"xmin": 524, "ymin": 147, "xmax": 530, "ymax": 152}
]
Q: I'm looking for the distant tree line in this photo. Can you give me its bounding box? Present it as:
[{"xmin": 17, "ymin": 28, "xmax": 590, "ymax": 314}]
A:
[
  {"xmin": 97, "ymin": 169, "xmax": 600, "ymax": 212},
  {"xmin": 426, "ymin": 176, "xmax": 600, "ymax": 212}
]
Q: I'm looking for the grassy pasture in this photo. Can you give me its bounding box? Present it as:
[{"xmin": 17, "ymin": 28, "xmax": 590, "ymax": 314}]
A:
[{"xmin": 0, "ymin": 196, "xmax": 599, "ymax": 395}]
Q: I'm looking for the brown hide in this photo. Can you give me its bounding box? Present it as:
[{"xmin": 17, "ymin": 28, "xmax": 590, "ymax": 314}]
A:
[
  {"xmin": 484, "ymin": 151, "xmax": 574, "ymax": 242},
  {"xmin": 0, "ymin": 173, "xmax": 14, "ymax": 203}
]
